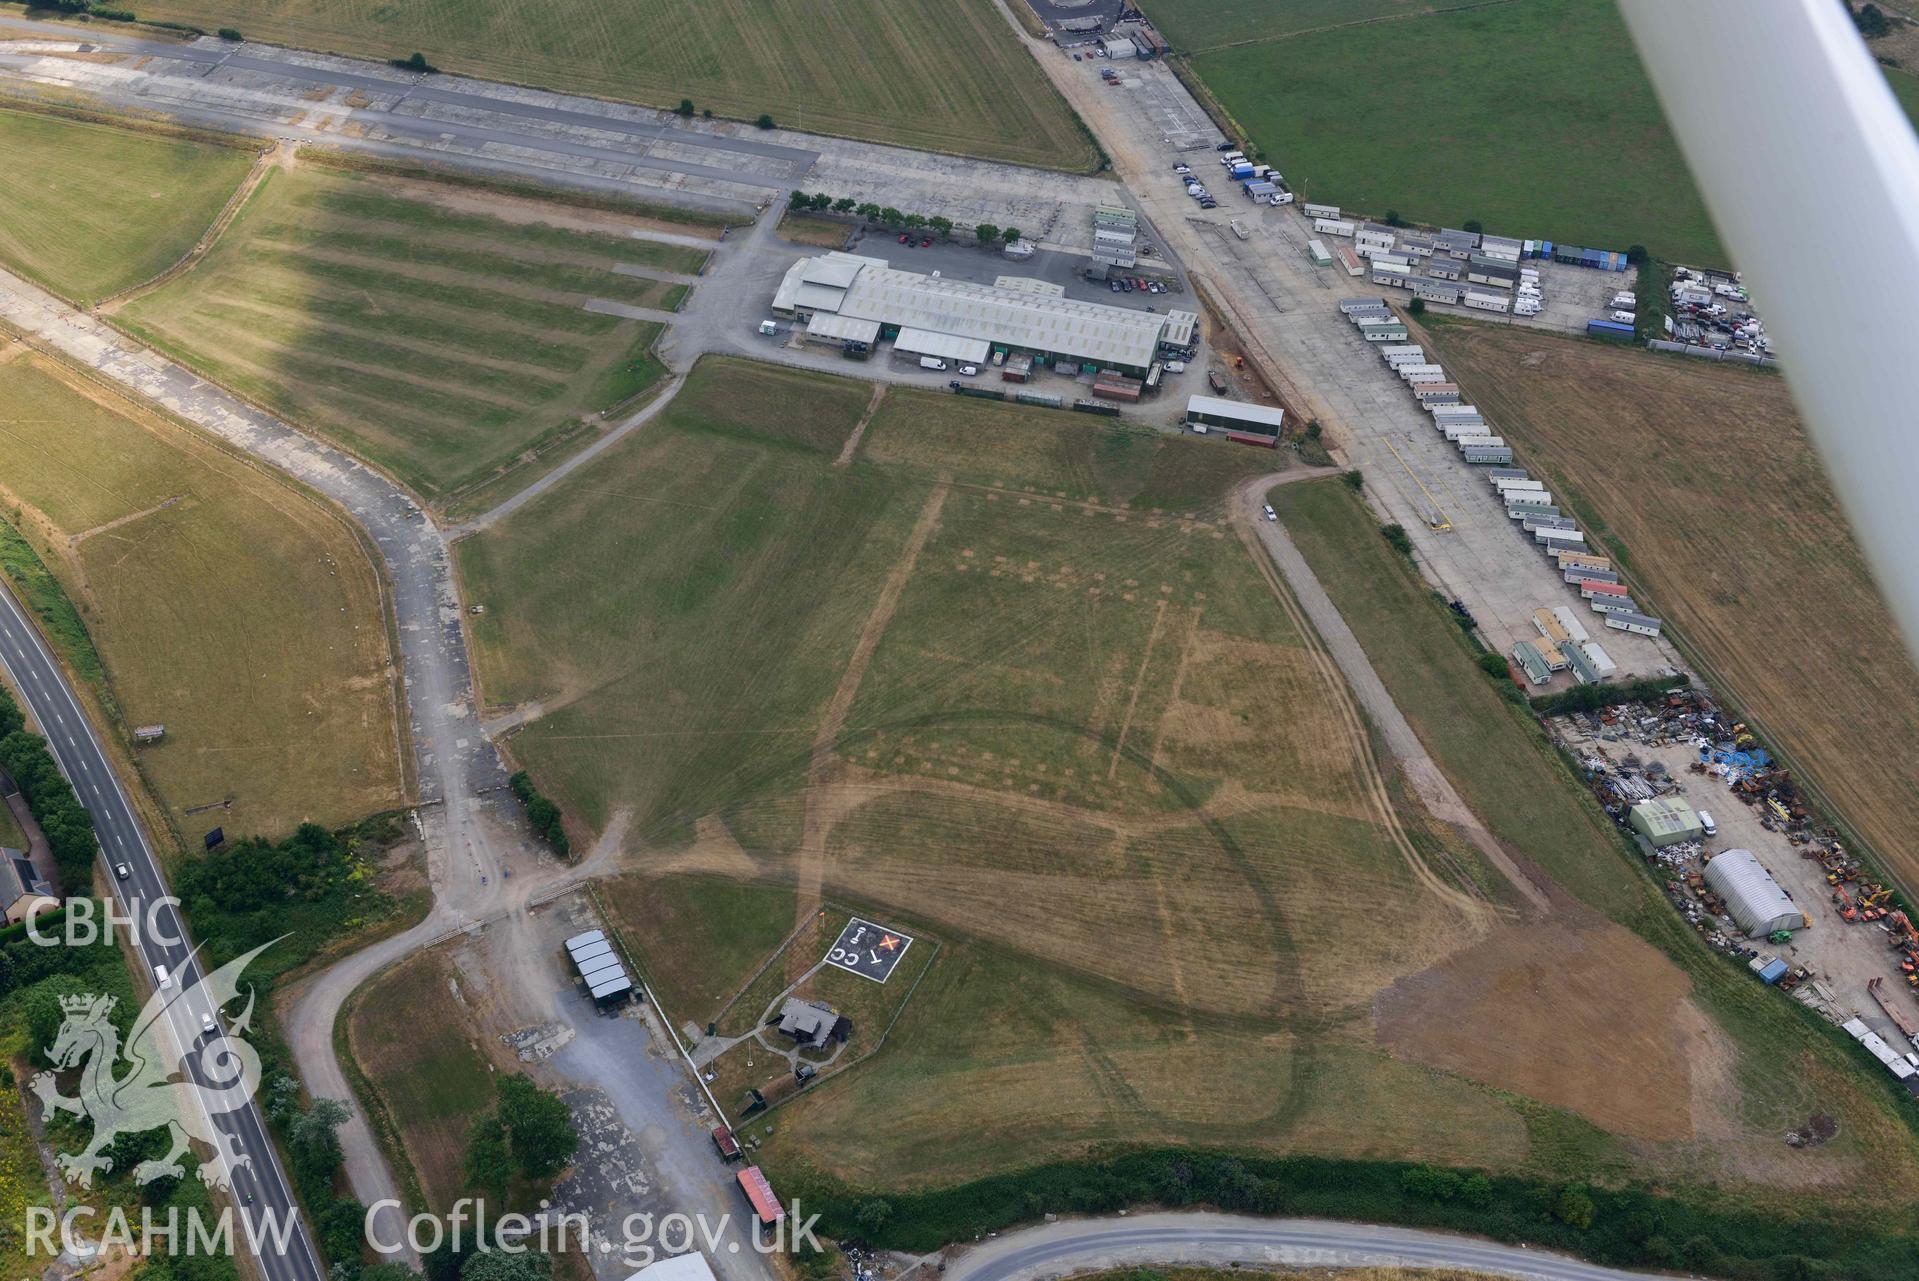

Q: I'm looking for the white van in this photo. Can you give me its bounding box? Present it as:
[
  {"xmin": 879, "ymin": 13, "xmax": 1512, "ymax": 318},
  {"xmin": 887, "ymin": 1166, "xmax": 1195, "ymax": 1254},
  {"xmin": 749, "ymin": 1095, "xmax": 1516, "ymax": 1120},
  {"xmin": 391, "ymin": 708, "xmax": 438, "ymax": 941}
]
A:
[
  {"xmin": 1699, "ymin": 810, "xmax": 1718, "ymax": 838},
  {"xmin": 919, "ymin": 356, "xmax": 948, "ymax": 371},
  {"xmin": 155, "ymin": 965, "xmax": 172, "ymax": 989}
]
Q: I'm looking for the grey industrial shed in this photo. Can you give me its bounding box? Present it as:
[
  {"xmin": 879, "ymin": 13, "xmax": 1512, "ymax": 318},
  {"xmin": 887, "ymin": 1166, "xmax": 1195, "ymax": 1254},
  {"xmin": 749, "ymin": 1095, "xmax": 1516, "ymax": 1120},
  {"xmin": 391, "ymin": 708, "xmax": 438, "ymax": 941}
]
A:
[{"xmin": 1703, "ymin": 848, "xmax": 1805, "ymax": 936}]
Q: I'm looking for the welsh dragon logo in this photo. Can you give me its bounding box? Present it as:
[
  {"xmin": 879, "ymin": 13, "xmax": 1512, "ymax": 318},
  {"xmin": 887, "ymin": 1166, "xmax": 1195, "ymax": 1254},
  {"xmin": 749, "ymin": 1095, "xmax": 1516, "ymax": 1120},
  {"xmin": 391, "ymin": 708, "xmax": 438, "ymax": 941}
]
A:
[{"xmin": 30, "ymin": 940, "xmax": 276, "ymax": 1191}]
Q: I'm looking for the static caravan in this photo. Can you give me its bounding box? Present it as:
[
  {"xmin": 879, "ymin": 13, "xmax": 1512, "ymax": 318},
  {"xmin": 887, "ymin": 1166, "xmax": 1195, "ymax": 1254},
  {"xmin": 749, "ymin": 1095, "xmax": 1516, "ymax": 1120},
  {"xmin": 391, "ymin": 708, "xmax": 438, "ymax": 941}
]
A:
[
  {"xmin": 1603, "ymin": 612, "xmax": 1663, "ymax": 638},
  {"xmin": 1302, "ymin": 202, "xmax": 1341, "ymax": 220},
  {"xmin": 1461, "ymin": 290, "xmax": 1510, "ymax": 313}
]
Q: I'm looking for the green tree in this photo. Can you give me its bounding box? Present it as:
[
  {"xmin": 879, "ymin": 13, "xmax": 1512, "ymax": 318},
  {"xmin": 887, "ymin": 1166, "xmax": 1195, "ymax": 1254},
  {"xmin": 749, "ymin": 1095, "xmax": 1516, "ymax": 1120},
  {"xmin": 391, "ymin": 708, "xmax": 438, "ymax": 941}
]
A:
[
  {"xmin": 1304, "ymin": 419, "xmax": 1322, "ymax": 440},
  {"xmin": 1553, "ymin": 1185, "xmax": 1597, "ymax": 1230},
  {"xmin": 1341, "ymin": 469, "xmax": 1364, "ymax": 491},
  {"xmin": 756, "ymin": 113, "xmax": 776, "ymax": 129},
  {"xmin": 25, "ymin": 974, "xmax": 96, "ymax": 1066},
  {"xmin": 903, "ymin": 213, "xmax": 926, "ymax": 230},
  {"xmin": 974, "ymin": 223, "xmax": 1001, "ymax": 244},
  {"xmin": 788, "ymin": 190, "xmax": 809, "ymax": 211},
  {"xmin": 1001, "ymin": 226, "xmax": 1022, "ymax": 243},
  {"xmin": 1462, "ymin": 218, "xmax": 1483, "ymax": 235},
  {"xmin": 856, "ymin": 202, "xmax": 881, "ymax": 220},
  {"xmin": 1477, "ymin": 652, "xmax": 1510, "ymax": 679},
  {"xmin": 462, "ymin": 1251, "xmax": 552, "ymax": 1281},
  {"xmin": 1380, "ymin": 523, "xmax": 1413, "ymax": 556},
  {"xmin": 928, "ymin": 216, "xmax": 953, "ymax": 236},
  {"xmin": 1407, "ymin": 297, "xmax": 1426, "ymax": 316},
  {"xmin": 290, "ymin": 1098, "xmax": 351, "ymax": 1165},
  {"xmin": 676, "ymin": 99, "xmax": 695, "ymax": 118},
  {"xmin": 833, "ymin": 197, "xmax": 857, "ymax": 213},
  {"xmin": 465, "ymin": 1114, "xmax": 513, "ymax": 1202},
  {"xmin": 496, "ymin": 1074, "xmax": 578, "ymax": 1180},
  {"xmin": 855, "ymin": 1199, "xmax": 892, "ymax": 1237},
  {"xmin": 879, "ymin": 207, "xmax": 903, "ymax": 226}
]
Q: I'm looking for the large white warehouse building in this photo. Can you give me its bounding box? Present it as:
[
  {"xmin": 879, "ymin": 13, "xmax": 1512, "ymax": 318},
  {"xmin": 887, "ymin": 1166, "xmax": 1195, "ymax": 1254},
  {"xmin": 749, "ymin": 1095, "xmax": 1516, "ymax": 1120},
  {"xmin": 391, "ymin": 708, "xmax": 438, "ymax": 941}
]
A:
[
  {"xmin": 772, "ymin": 252, "xmax": 1196, "ymax": 377},
  {"xmin": 1702, "ymin": 848, "xmax": 1806, "ymax": 937}
]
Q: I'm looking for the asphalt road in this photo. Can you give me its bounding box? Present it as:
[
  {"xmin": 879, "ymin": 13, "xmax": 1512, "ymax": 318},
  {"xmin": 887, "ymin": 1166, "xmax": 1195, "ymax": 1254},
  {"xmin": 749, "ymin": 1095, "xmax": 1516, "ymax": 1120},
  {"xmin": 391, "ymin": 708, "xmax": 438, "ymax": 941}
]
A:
[
  {"xmin": 0, "ymin": 581, "xmax": 325, "ymax": 1281},
  {"xmin": 944, "ymin": 1212, "xmax": 1686, "ymax": 1281}
]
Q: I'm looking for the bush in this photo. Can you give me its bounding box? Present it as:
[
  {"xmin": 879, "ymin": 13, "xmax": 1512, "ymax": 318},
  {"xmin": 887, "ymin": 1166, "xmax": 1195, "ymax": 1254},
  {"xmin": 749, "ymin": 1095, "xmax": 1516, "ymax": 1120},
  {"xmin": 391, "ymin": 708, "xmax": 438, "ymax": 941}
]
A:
[
  {"xmin": 1462, "ymin": 218, "xmax": 1483, "ymax": 235},
  {"xmin": 392, "ymin": 51, "xmax": 436, "ymax": 72},
  {"xmin": 1529, "ymin": 674, "xmax": 1686, "ymax": 716},
  {"xmin": 91, "ymin": 8, "xmax": 137, "ymax": 20},
  {"xmin": 677, "ymin": 99, "xmax": 695, "ymax": 117},
  {"xmin": 1407, "ymin": 297, "xmax": 1426, "ymax": 316},
  {"xmin": 756, "ymin": 113, "xmax": 775, "ymax": 130},
  {"xmin": 1379, "ymin": 523, "xmax": 1413, "ymax": 556},
  {"xmin": 507, "ymin": 771, "xmax": 570, "ymax": 857},
  {"xmin": 216, "ymin": 26, "xmax": 241, "ymax": 39},
  {"xmin": 1477, "ymin": 652, "xmax": 1511, "ymax": 680},
  {"xmin": 1341, "ymin": 469, "xmax": 1364, "ymax": 492}
]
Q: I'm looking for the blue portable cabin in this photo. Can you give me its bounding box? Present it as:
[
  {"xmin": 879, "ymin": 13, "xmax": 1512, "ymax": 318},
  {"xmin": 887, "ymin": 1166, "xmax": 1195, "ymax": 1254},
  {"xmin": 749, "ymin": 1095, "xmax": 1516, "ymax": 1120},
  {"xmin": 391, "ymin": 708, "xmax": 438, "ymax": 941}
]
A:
[{"xmin": 1587, "ymin": 319, "xmax": 1635, "ymax": 340}]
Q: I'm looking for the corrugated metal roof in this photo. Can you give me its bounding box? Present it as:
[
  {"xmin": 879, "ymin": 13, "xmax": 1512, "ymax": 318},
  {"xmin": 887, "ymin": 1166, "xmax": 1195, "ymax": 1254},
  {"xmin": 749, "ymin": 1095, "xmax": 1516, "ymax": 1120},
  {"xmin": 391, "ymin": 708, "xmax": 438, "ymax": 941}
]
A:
[
  {"xmin": 893, "ymin": 327, "xmax": 991, "ymax": 363},
  {"xmin": 1704, "ymin": 848, "xmax": 1803, "ymax": 935},
  {"xmin": 1185, "ymin": 394, "xmax": 1286, "ymax": 429},
  {"xmin": 1161, "ymin": 310, "xmax": 1199, "ymax": 346},
  {"xmin": 837, "ymin": 267, "xmax": 1167, "ymax": 368},
  {"xmin": 805, "ymin": 312, "xmax": 880, "ymax": 343}
]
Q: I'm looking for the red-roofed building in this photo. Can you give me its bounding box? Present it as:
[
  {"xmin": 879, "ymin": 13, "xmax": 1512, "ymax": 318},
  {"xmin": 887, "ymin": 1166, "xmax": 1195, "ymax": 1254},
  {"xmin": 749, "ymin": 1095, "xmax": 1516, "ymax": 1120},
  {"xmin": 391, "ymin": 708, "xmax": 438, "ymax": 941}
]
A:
[{"xmin": 736, "ymin": 1166, "xmax": 784, "ymax": 1230}]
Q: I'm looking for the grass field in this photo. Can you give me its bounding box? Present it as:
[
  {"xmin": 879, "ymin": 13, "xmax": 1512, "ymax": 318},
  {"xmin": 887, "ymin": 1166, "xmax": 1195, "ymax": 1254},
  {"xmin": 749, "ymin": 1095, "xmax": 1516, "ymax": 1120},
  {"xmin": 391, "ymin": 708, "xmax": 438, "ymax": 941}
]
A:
[
  {"xmin": 1271, "ymin": 476, "xmax": 1919, "ymax": 1210},
  {"xmin": 0, "ymin": 106, "xmax": 255, "ymax": 305},
  {"xmin": 1426, "ymin": 320, "xmax": 1919, "ymax": 896},
  {"xmin": 1181, "ymin": 0, "xmax": 1728, "ymax": 264},
  {"xmin": 0, "ymin": 347, "xmax": 403, "ymax": 838},
  {"xmin": 347, "ymin": 949, "xmax": 498, "ymax": 1211},
  {"xmin": 117, "ymin": 162, "xmax": 694, "ymax": 498},
  {"xmin": 454, "ymin": 356, "xmax": 1908, "ymax": 1199},
  {"xmin": 119, "ymin": 0, "xmax": 1095, "ymax": 171},
  {"xmin": 1147, "ymin": 0, "xmax": 1486, "ymax": 49}
]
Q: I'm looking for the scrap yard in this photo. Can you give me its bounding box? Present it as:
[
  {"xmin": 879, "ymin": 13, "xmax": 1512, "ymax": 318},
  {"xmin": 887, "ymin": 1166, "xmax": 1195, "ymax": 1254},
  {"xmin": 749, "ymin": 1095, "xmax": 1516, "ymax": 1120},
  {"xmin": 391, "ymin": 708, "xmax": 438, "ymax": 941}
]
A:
[{"xmin": 1553, "ymin": 685, "xmax": 1919, "ymax": 1097}]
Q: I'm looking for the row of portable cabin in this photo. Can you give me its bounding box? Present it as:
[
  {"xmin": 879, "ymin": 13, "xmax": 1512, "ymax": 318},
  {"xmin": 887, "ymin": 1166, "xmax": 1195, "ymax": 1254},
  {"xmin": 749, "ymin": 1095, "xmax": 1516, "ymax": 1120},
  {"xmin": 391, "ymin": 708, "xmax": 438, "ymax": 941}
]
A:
[
  {"xmin": 564, "ymin": 929, "xmax": 636, "ymax": 1005},
  {"xmin": 1358, "ymin": 324, "xmax": 1513, "ymax": 465},
  {"xmin": 1490, "ymin": 471, "xmax": 1665, "ymax": 648}
]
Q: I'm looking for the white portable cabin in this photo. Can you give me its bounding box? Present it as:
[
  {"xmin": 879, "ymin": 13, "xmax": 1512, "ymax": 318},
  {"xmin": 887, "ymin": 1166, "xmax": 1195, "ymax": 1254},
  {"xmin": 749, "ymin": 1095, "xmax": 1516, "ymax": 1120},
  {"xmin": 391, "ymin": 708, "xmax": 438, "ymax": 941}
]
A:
[
  {"xmin": 1358, "ymin": 322, "xmax": 1409, "ymax": 342},
  {"xmin": 1314, "ymin": 218, "xmax": 1357, "ymax": 238},
  {"xmin": 1604, "ymin": 612, "xmax": 1663, "ymax": 637},
  {"xmin": 1592, "ymin": 597, "xmax": 1641, "ymax": 616},
  {"xmin": 1580, "ymin": 641, "xmax": 1617, "ymax": 676},
  {"xmin": 1493, "ymin": 478, "xmax": 1544, "ymax": 493},
  {"xmin": 1302, "ymin": 202, "xmax": 1341, "ymax": 220},
  {"xmin": 1339, "ymin": 296, "xmax": 1391, "ymax": 314},
  {"xmin": 1454, "ymin": 434, "xmax": 1506, "ymax": 450},
  {"xmin": 1381, "ymin": 346, "xmax": 1428, "ymax": 366},
  {"xmin": 1400, "ymin": 367, "xmax": 1446, "ymax": 384},
  {"xmin": 1307, "ymin": 239, "xmax": 1334, "ymax": 266},
  {"xmin": 1553, "ymin": 606, "xmax": 1592, "ymax": 644},
  {"xmin": 1461, "ymin": 291, "xmax": 1510, "ymax": 313},
  {"xmin": 1536, "ymin": 527, "xmax": 1585, "ymax": 546}
]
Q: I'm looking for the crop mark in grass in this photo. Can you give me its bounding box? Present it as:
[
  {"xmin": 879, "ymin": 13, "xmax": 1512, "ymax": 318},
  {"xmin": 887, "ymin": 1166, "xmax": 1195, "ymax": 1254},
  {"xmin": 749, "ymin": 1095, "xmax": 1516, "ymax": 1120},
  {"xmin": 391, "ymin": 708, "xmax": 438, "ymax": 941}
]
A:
[
  {"xmin": 1108, "ymin": 597, "xmax": 1170, "ymax": 781},
  {"xmin": 835, "ymin": 383, "xmax": 887, "ymax": 469},
  {"xmin": 795, "ymin": 481, "xmax": 949, "ymax": 924},
  {"xmin": 1147, "ymin": 606, "xmax": 1205, "ymax": 772}
]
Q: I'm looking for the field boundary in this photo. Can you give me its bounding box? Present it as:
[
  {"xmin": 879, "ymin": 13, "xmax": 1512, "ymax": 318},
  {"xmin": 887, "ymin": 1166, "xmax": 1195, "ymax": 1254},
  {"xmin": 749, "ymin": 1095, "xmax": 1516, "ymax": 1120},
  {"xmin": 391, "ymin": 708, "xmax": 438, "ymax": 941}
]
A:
[
  {"xmin": 95, "ymin": 143, "xmax": 275, "ymax": 311},
  {"xmin": 0, "ymin": 318, "xmax": 418, "ymax": 818},
  {"xmin": 1172, "ymin": 0, "xmax": 1527, "ymax": 56}
]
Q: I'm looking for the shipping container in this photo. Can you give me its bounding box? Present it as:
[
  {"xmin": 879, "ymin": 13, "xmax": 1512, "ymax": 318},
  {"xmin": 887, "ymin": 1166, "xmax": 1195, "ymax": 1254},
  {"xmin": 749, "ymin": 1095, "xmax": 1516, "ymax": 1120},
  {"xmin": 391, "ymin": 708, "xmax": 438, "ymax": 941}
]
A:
[
  {"xmin": 1580, "ymin": 640, "xmax": 1617, "ymax": 675},
  {"xmin": 1072, "ymin": 399, "xmax": 1121, "ymax": 417},
  {"xmin": 1603, "ymin": 612, "xmax": 1662, "ymax": 637},
  {"xmin": 1014, "ymin": 391, "xmax": 1064, "ymax": 408},
  {"xmin": 1307, "ymin": 239, "xmax": 1334, "ymax": 267},
  {"xmin": 1335, "ymin": 245, "xmax": 1364, "ymax": 276},
  {"xmin": 1302, "ymin": 202, "xmax": 1341, "ymax": 220},
  {"xmin": 1224, "ymin": 429, "xmax": 1279, "ymax": 449},
  {"xmin": 1462, "ymin": 291, "xmax": 1510, "ymax": 313},
  {"xmin": 1587, "ymin": 319, "xmax": 1636, "ymax": 340}
]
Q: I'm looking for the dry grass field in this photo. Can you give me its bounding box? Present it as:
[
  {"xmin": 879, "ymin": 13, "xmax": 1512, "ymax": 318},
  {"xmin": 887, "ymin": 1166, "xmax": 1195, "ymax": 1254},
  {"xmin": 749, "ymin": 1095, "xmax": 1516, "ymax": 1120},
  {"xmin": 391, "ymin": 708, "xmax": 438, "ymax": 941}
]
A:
[
  {"xmin": 1427, "ymin": 322, "xmax": 1919, "ymax": 894},
  {"xmin": 117, "ymin": 162, "xmax": 697, "ymax": 498},
  {"xmin": 0, "ymin": 106, "xmax": 255, "ymax": 305},
  {"xmin": 0, "ymin": 346, "xmax": 403, "ymax": 838},
  {"xmin": 120, "ymin": 0, "xmax": 1095, "ymax": 170},
  {"xmin": 346, "ymin": 949, "xmax": 499, "ymax": 1211},
  {"xmin": 466, "ymin": 357, "xmax": 1848, "ymax": 1192}
]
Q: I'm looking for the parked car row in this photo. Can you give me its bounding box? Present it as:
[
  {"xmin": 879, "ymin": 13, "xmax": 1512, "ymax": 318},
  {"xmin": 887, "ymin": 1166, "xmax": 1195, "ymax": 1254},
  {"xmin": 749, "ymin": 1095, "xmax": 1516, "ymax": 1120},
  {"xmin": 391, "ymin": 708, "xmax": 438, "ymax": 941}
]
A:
[{"xmin": 1110, "ymin": 277, "xmax": 1167, "ymax": 294}]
